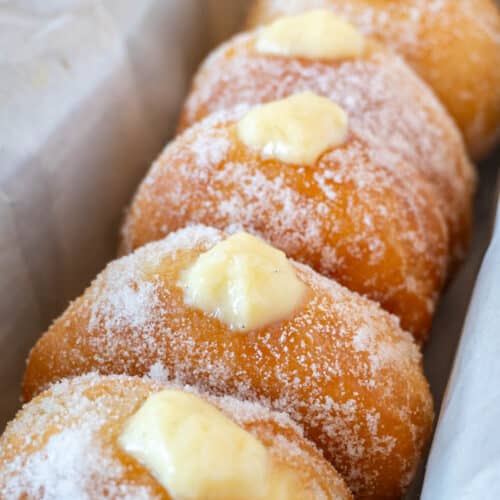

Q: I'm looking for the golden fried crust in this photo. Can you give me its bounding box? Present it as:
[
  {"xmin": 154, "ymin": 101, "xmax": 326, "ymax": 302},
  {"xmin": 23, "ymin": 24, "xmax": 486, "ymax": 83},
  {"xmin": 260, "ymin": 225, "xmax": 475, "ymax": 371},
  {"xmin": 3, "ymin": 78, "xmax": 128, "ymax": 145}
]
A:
[
  {"xmin": 2, "ymin": 374, "xmax": 352, "ymax": 499},
  {"xmin": 179, "ymin": 32, "xmax": 475, "ymax": 265},
  {"xmin": 24, "ymin": 226, "xmax": 434, "ymax": 499},
  {"xmin": 247, "ymin": 0, "xmax": 500, "ymax": 160},
  {"xmin": 120, "ymin": 117, "xmax": 448, "ymax": 341}
]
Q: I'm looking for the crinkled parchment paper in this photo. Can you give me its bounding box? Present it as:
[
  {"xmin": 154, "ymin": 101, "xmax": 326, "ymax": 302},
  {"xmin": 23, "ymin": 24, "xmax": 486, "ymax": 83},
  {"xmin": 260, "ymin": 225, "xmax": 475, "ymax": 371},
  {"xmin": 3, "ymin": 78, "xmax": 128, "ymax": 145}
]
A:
[{"xmin": 0, "ymin": 1, "xmax": 498, "ymax": 497}]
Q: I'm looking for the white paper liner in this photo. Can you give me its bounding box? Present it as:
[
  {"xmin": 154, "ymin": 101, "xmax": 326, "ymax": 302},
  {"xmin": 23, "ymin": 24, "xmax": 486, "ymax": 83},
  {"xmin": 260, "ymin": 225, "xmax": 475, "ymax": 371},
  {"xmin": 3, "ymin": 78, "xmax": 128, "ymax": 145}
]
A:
[
  {"xmin": 0, "ymin": 1, "xmax": 498, "ymax": 497},
  {"xmin": 422, "ymin": 191, "xmax": 500, "ymax": 499},
  {"xmin": 0, "ymin": 0, "xmax": 247, "ymax": 425}
]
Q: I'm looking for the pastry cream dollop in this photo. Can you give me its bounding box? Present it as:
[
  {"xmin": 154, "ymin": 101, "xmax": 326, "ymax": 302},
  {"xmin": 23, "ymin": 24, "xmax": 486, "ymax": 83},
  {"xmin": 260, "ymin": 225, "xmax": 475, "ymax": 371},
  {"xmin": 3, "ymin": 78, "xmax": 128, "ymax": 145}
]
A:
[
  {"xmin": 119, "ymin": 390, "xmax": 304, "ymax": 499},
  {"xmin": 180, "ymin": 232, "xmax": 307, "ymax": 331},
  {"xmin": 237, "ymin": 92, "xmax": 348, "ymax": 165},
  {"xmin": 256, "ymin": 10, "xmax": 365, "ymax": 61}
]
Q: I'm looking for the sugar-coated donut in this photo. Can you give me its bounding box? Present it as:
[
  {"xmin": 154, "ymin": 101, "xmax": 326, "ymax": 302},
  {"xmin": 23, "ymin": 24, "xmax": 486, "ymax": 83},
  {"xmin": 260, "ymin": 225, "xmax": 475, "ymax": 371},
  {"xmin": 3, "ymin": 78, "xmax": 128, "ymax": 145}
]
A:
[
  {"xmin": 247, "ymin": 0, "xmax": 500, "ymax": 160},
  {"xmin": 179, "ymin": 27, "xmax": 475, "ymax": 263},
  {"xmin": 1, "ymin": 374, "xmax": 352, "ymax": 499},
  {"xmin": 121, "ymin": 105, "xmax": 448, "ymax": 341},
  {"xmin": 24, "ymin": 226, "xmax": 434, "ymax": 499}
]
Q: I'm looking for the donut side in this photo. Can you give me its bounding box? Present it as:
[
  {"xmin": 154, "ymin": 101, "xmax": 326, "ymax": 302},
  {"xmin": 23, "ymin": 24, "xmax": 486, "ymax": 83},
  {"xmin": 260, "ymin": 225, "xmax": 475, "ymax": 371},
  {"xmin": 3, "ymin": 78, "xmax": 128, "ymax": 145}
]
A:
[{"xmin": 121, "ymin": 115, "xmax": 448, "ymax": 340}]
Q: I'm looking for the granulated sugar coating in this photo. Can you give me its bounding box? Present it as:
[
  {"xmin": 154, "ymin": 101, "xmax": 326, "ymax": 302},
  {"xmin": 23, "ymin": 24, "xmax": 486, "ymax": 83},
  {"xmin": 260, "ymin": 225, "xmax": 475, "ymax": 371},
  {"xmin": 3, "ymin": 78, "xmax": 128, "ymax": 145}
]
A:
[
  {"xmin": 121, "ymin": 113, "xmax": 449, "ymax": 341},
  {"xmin": 2, "ymin": 374, "xmax": 352, "ymax": 499},
  {"xmin": 246, "ymin": 0, "xmax": 500, "ymax": 160},
  {"xmin": 24, "ymin": 226, "xmax": 434, "ymax": 499},
  {"xmin": 178, "ymin": 30, "xmax": 475, "ymax": 264}
]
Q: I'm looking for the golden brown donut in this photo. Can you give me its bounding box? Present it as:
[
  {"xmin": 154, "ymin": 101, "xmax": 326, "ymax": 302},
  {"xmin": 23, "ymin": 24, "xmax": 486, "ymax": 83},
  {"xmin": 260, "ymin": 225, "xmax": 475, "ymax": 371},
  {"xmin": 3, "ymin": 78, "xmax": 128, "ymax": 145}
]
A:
[
  {"xmin": 247, "ymin": 0, "xmax": 500, "ymax": 160},
  {"xmin": 24, "ymin": 226, "xmax": 434, "ymax": 499},
  {"xmin": 120, "ymin": 107, "xmax": 448, "ymax": 341},
  {"xmin": 1, "ymin": 374, "xmax": 352, "ymax": 499},
  {"xmin": 179, "ymin": 28, "xmax": 475, "ymax": 263}
]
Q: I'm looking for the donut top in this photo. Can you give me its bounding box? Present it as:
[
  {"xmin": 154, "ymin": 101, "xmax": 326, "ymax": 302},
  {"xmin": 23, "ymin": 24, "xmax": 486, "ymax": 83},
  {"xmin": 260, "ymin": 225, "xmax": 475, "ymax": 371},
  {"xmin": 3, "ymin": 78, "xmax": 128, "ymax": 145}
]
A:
[
  {"xmin": 248, "ymin": 0, "xmax": 497, "ymax": 53},
  {"xmin": 1, "ymin": 375, "xmax": 345, "ymax": 499},
  {"xmin": 181, "ymin": 29, "xmax": 472, "ymax": 211},
  {"xmin": 179, "ymin": 232, "xmax": 307, "ymax": 331},
  {"xmin": 120, "ymin": 390, "xmax": 309, "ymax": 499},
  {"xmin": 256, "ymin": 10, "xmax": 365, "ymax": 60},
  {"xmin": 237, "ymin": 92, "xmax": 348, "ymax": 165}
]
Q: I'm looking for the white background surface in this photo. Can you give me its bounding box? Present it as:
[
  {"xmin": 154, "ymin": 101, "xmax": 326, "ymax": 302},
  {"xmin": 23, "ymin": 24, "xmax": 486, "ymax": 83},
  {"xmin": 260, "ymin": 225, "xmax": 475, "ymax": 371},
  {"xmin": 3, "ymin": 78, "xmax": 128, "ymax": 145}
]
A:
[
  {"xmin": 0, "ymin": 1, "xmax": 499, "ymax": 498},
  {"xmin": 422, "ymin": 191, "xmax": 500, "ymax": 498},
  {"xmin": 0, "ymin": 0, "xmax": 249, "ymax": 424}
]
